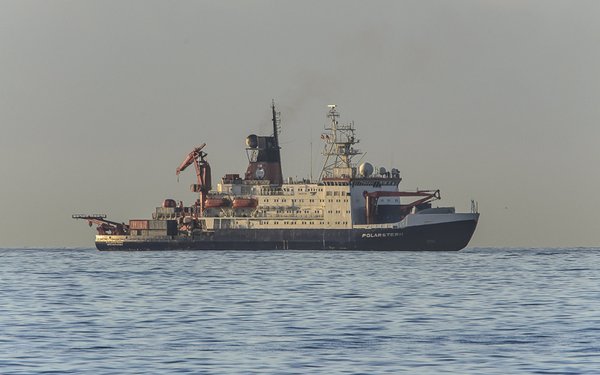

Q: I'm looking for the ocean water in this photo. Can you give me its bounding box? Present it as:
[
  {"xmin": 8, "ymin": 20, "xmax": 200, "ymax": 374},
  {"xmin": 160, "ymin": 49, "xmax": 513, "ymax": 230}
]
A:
[{"xmin": 1, "ymin": 248, "xmax": 599, "ymax": 374}]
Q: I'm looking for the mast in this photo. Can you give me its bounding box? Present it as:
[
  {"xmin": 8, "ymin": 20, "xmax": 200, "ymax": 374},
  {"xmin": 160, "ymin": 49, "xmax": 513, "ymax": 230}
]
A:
[
  {"xmin": 271, "ymin": 99, "xmax": 280, "ymax": 147},
  {"xmin": 318, "ymin": 105, "xmax": 361, "ymax": 180}
]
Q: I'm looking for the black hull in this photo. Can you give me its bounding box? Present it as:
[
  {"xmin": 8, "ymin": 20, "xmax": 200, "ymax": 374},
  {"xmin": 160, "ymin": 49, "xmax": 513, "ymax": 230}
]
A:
[{"xmin": 96, "ymin": 219, "xmax": 478, "ymax": 251}]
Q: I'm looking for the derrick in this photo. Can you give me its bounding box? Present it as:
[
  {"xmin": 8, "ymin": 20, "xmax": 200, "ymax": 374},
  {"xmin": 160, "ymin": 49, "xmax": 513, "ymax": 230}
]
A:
[
  {"xmin": 176, "ymin": 143, "xmax": 212, "ymax": 216},
  {"xmin": 72, "ymin": 214, "xmax": 129, "ymax": 235},
  {"xmin": 364, "ymin": 190, "xmax": 441, "ymax": 224}
]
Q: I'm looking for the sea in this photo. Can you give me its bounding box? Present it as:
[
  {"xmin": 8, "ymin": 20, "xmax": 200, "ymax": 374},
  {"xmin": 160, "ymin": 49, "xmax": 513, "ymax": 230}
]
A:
[{"xmin": 1, "ymin": 247, "xmax": 599, "ymax": 374}]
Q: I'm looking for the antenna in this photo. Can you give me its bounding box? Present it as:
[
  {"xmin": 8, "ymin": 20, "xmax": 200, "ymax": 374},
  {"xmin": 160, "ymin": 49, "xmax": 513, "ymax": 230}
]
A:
[
  {"xmin": 310, "ymin": 140, "xmax": 313, "ymax": 183},
  {"xmin": 318, "ymin": 104, "xmax": 361, "ymax": 180},
  {"xmin": 271, "ymin": 99, "xmax": 281, "ymax": 146}
]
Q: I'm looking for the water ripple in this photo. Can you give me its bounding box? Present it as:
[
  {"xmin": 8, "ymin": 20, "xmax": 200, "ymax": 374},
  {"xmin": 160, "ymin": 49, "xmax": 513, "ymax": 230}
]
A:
[{"xmin": 1, "ymin": 247, "xmax": 600, "ymax": 374}]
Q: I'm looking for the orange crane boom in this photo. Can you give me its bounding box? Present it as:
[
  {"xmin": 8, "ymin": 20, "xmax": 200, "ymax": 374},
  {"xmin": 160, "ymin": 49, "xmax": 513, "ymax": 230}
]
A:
[{"xmin": 176, "ymin": 143, "xmax": 212, "ymax": 216}]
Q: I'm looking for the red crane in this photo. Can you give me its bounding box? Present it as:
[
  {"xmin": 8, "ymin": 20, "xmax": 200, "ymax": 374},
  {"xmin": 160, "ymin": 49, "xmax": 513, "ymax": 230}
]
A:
[
  {"xmin": 363, "ymin": 190, "xmax": 441, "ymax": 224},
  {"xmin": 72, "ymin": 214, "xmax": 129, "ymax": 235},
  {"xmin": 176, "ymin": 143, "xmax": 212, "ymax": 216}
]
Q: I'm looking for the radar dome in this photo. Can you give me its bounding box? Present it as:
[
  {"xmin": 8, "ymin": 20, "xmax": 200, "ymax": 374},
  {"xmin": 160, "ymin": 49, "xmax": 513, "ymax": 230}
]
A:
[
  {"xmin": 246, "ymin": 134, "xmax": 258, "ymax": 148},
  {"xmin": 379, "ymin": 167, "xmax": 387, "ymax": 175},
  {"xmin": 359, "ymin": 162, "xmax": 374, "ymax": 177}
]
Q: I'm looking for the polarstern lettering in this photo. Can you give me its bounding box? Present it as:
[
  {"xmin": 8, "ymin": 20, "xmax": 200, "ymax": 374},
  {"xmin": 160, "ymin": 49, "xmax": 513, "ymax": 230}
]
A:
[{"xmin": 361, "ymin": 232, "xmax": 403, "ymax": 239}]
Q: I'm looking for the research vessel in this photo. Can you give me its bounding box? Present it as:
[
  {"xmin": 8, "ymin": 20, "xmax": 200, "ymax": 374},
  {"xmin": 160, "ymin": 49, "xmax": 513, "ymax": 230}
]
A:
[{"xmin": 74, "ymin": 103, "xmax": 479, "ymax": 251}]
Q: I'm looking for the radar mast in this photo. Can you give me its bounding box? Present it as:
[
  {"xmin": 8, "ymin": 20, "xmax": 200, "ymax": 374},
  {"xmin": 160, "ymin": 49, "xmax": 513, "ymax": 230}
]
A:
[{"xmin": 318, "ymin": 105, "xmax": 361, "ymax": 180}]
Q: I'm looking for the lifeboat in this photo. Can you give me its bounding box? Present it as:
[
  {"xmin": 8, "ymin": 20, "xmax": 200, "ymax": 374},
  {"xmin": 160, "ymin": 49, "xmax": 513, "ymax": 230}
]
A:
[
  {"xmin": 204, "ymin": 197, "xmax": 231, "ymax": 209},
  {"xmin": 232, "ymin": 197, "xmax": 258, "ymax": 209}
]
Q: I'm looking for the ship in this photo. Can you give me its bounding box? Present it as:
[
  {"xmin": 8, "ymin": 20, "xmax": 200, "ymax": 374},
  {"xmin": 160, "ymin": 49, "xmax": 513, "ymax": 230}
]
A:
[{"xmin": 74, "ymin": 102, "xmax": 479, "ymax": 251}]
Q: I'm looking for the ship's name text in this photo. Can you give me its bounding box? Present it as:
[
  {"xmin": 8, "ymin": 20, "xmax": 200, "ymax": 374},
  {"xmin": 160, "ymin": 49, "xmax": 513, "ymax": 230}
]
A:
[{"xmin": 361, "ymin": 232, "xmax": 403, "ymax": 239}]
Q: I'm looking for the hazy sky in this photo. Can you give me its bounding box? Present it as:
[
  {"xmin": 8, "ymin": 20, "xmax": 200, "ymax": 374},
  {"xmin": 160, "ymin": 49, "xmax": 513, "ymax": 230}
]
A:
[{"xmin": 1, "ymin": 0, "xmax": 599, "ymax": 248}]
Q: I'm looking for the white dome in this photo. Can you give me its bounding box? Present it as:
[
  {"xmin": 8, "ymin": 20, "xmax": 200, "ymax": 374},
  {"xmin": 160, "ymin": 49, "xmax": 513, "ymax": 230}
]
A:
[{"xmin": 359, "ymin": 162, "xmax": 374, "ymax": 177}]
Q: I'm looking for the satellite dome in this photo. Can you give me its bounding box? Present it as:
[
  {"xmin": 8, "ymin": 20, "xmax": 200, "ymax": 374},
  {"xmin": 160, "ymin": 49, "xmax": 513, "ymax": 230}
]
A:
[
  {"xmin": 246, "ymin": 134, "xmax": 258, "ymax": 148},
  {"xmin": 359, "ymin": 162, "xmax": 374, "ymax": 177},
  {"xmin": 379, "ymin": 167, "xmax": 387, "ymax": 175}
]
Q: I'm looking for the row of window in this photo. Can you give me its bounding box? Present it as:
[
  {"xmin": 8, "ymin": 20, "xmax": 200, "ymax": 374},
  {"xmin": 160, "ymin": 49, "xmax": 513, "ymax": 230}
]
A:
[
  {"xmin": 323, "ymin": 181, "xmax": 350, "ymax": 186},
  {"xmin": 283, "ymin": 187, "xmax": 322, "ymax": 193},
  {"xmin": 258, "ymin": 220, "xmax": 322, "ymax": 225},
  {"xmin": 258, "ymin": 209, "xmax": 322, "ymax": 214},
  {"xmin": 256, "ymin": 220, "xmax": 349, "ymax": 226},
  {"xmin": 263, "ymin": 198, "xmax": 318, "ymax": 203},
  {"xmin": 325, "ymin": 191, "xmax": 351, "ymax": 196},
  {"xmin": 264, "ymin": 199, "xmax": 350, "ymax": 204},
  {"xmin": 262, "ymin": 198, "xmax": 349, "ymax": 204}
]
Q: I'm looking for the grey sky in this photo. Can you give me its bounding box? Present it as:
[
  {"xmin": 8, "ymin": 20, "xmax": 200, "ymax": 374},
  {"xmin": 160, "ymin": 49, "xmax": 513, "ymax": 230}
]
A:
[{"xmin": 1, "ymin": 0, "xmax": 599, "ymax": 248}]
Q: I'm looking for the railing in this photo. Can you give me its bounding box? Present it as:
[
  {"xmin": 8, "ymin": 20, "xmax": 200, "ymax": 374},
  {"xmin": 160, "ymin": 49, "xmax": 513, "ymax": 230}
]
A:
[{"xmin": 72, "ymin": 214, "xmax": 107, "ymax": 219}]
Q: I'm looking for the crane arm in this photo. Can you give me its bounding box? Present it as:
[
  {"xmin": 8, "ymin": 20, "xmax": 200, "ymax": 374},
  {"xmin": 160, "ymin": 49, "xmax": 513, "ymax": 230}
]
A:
[
  {"xmin": 364, "ymin": 190, "xmax": 440, "ymax": 199},
  {"xmin": 176, "ymin": 143, "xmax": 206, "ymax": 175},
  {"xmin": 72, "ymin": 214, "xmax": 129, "ymax": 235},
  {"xmin": 364, "ymin": 190, "xmax": 441, "ymax": 224}
]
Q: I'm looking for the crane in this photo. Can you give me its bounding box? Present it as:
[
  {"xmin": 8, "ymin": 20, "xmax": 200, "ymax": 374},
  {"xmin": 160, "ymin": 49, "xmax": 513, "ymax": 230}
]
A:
[
  {"xmin": 363, "ymin": 190, "xmax": 441, "ymax": 224},
  {"xmin": 72, "ymin": 214, "xmax": 129, "ymax": 235},
  {"xmin": 176, "ymin": 143, "xmax": 212, "ymax": 216}
]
